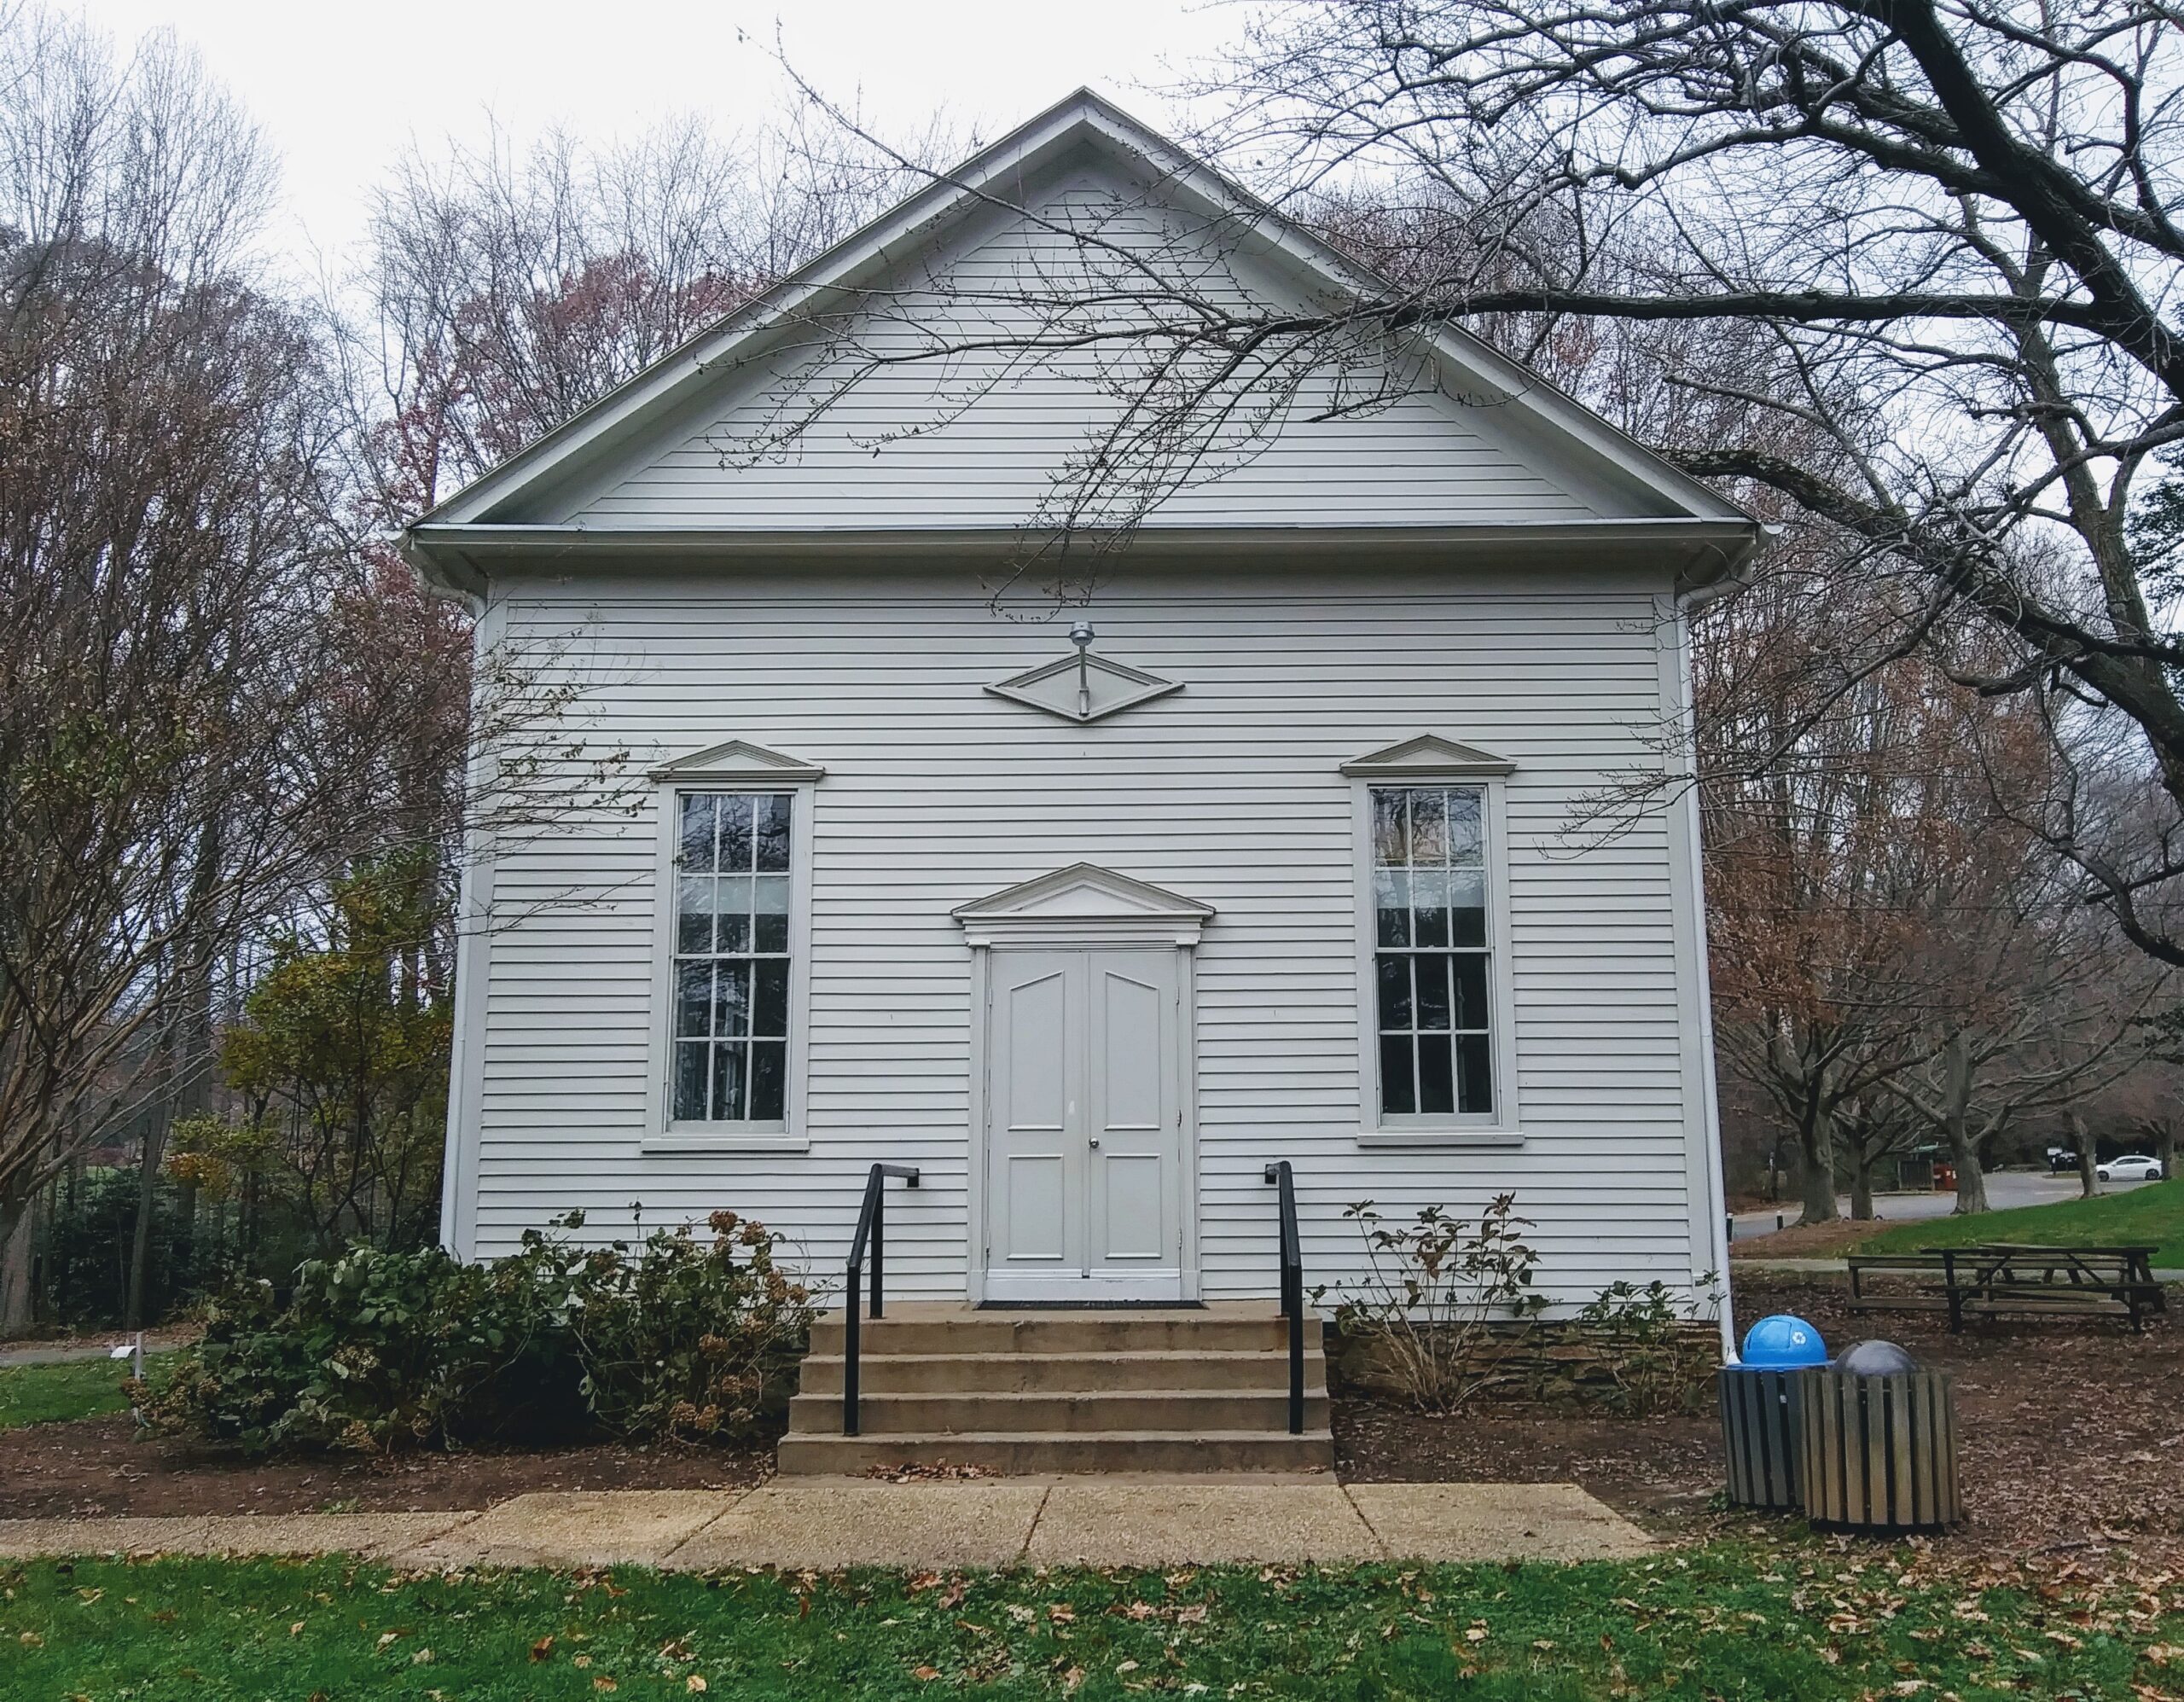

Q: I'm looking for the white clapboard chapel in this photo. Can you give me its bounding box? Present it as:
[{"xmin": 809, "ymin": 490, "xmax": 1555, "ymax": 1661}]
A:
[{"xmin": 403, "ymin": 90, "xmax": 1753, "ymax": 1352}]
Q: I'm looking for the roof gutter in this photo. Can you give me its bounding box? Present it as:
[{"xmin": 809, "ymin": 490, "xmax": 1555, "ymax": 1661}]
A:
[
  {"xmin": 400, "ymin": 516, "xmax": 1766, "ymax": 595},
  {"xmin": 1675, "ymin": 520, "xmax": 1779, "ymax": 611}
]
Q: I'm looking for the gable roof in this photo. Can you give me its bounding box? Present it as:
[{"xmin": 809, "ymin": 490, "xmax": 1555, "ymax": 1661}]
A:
[{"xmin": 401, "ymin": 89, "xmax": 1758, "ymax": 597}]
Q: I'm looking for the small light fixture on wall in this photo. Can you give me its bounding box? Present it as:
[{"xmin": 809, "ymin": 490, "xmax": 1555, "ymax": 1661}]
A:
[
  {"xmin": 1070, "ymin": 619, "xmax": 1095, "ymax": 720},
  {"xmin": 985, "ymin": 621, "xmax": 1182, "ymax": 724}
]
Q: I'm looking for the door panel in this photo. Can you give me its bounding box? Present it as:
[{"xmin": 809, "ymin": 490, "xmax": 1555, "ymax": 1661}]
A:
[
  {"xmin": 1004, "ymin": 1155, "xmax": 1067, "ymax": 1261},
  {"xmin": 1002, "ymin": 972, "xmax": 1069, "ymax": 1130},
  {"xmin": 986, "ymin": 955, "xmax": 1079, "ymax": 1277},
  {"xmin": 1085, "ymin": 952, "xmax": 1181, "ymax": 1277},
  {"xmin": 982, "ymin": 947, "xmax": 1186, "ymax": 1300},
  {"xmin": 1098, "ymin": 968, "xmax": 1165, "ymax": 1130},
  {"xmin": 1099, "ymin": 1156, "xmax": 1165, "ymax": 1260}
]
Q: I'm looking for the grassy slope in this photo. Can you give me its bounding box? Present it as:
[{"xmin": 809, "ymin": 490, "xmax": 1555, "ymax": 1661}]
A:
[
  {"xmin": 2, "ymin": 1548, "xmax": 2177, "ymax": 1700},
  {"xmin": 0, "ymin": 1351, "xmax": 169, "ymax": 1429},
  {"xmin": 1858, "ymin": 1178, "xmax": 2184, "ymax": 1267}
]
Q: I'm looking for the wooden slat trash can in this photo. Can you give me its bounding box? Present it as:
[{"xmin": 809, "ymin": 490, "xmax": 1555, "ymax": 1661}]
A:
[
  {"xmin": 1797, "ymin": 1364, "xmax": 1961, "ymax": 1531},
  {"xmin": 1719, "ymin": 1366, "xmax": 1804, "ymax": 1509}
]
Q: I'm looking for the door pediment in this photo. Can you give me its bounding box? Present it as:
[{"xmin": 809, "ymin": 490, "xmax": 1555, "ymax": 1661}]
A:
[{"xmin": 955, "ymin": 863, "xmax": 1213, "ymax": 947}]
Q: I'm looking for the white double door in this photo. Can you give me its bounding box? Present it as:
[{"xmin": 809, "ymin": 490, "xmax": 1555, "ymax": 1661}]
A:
[{"xmin": 981, "ymin": 947, "xmax": 1188, "ymax": 1302}]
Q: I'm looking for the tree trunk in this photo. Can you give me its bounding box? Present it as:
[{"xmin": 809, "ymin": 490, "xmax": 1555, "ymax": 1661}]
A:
[
  {"xmin": 0, "ymin": 1191, "xmax": 34, "ymax": 1335},
  {"xmin": 1798, "ymin": 1101, "xmax": 1840, "ymax": 1223},
  {"xmin": 177, "ymin": 1176, "xmax": 197, "ymax": 1274},
  {"xmin": 1948, "ymin": 1128, "xmax": 1989, "ymax": 1214},
  {"xmin": 1941, "ymin": 1034, "xmax": 1989, "ymax": 1215},
  {"xmin": 1849, "ymin": 1140, "xmax": 1875, "ymax": 1220},
  {"xmin": 2071, "ymin": 1110, "xmax": 2098, "ymax": 1199},
  {"xmin": 125, "ymin": 1112, "xmax": 166, "ymax": 1327},
  {"xmin": 2159, "ymin": 1127, "xmax": 2177, "ymax": 1182}
]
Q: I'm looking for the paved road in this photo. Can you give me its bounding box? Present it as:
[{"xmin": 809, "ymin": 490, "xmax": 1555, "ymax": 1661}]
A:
[
  {"xmin": 1731, "ymin": 1170, "xmax": 2153, "ymax": 1241},
  {"xmin": 0, "ymin": 1331, "xmax": 179, "ymax": 1368}
]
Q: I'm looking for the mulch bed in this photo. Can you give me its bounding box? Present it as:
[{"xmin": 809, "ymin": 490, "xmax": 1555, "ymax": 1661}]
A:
[
  {"xmin": 7, "ymin": 1274, "xmax": 2177, "ymax": 1571},
  {"xmin": 1336, "ymin": 1273, "xmax": 2184, "ymax": 1567},
  {"xmin": 0, "ymin": 1420, "xmax": 771, "ymax": 1520}
]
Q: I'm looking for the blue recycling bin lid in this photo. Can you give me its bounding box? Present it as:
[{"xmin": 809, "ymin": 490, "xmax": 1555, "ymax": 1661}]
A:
[{"xmin": 1740, "ymin": 1313, "xmax": 1827, "ymax": 1368}]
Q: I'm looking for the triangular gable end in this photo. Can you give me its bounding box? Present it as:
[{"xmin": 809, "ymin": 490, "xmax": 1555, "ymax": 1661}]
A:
[
  {"xmin": 1340, "ymin": 735, "xmax": 1515, "ymax": 778},
  {"xmin": 648, "ymin": 739, "xmax": 827, "ymax": 783},
  {"xmin": 401, "ymin": 89, "xmax": 1758, "ymax": 586}
]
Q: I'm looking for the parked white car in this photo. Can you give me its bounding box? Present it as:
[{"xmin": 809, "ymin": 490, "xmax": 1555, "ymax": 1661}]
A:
[{"xmin": 2095, "ymin": 1154, "xmax": 2167, "ymax": 1182}]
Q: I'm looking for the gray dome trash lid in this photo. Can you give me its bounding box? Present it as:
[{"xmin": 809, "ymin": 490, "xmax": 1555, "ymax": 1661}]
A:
[{"xmin": 1835, "ymin": 1339, "xmax": 1920, "ymax": 1375}]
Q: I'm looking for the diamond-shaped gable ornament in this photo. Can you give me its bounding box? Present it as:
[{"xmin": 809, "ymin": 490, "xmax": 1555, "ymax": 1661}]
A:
[{"xmin": 985, "ymin": 625, "xmax": 1182, "ymax": 723}]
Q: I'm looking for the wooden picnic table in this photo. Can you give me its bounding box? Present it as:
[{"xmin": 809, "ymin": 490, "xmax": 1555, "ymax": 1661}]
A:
[{"xmin": 1845, "ymin": 1242, "xmax": 2164, "ymax": 1332}]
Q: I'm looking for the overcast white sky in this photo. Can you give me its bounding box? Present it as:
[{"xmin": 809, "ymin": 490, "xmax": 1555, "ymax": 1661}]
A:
[{"xmin": 68, "ymin": 0, "xmax": 1242, "ymax": 270}]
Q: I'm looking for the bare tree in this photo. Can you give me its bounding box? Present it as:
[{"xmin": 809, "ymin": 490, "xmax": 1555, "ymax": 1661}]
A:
[
  {"xmin": 0, "ymin": 9, "xmax": 334, "ymax": 1326},
  {"xmin": 349, "ymin": 110, "xmax": 945, "ymax": 520},
  {"xmin": 1697, "ymin": 550, "xmax": 1971, "ymax": 1223},
  {"xmin": 0, "ymin": 12, "xmax": 606, "ymax": 1328},
  {"xmin": 1190, "ymin": 3, "xmax": 2184, "ymax": 962},
  {"xmin": 1833, "ymin": 1093, "xmax": 1925, "ymax": 1222},
  {"xmin": 1884, "ymin": 851, "xmax": 2164, "ymax": 1214}
]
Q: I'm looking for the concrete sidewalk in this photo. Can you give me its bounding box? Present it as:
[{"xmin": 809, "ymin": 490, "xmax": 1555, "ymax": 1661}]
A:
[{"xmin": 0, "ymin": 1480, "xmax": 1650, "ymax": 1569}]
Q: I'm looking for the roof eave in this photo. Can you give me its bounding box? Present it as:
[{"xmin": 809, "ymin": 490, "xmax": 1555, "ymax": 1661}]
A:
[{"xmin": 399, "ymin": 516, "xmax": 1764, "ymax": 584}]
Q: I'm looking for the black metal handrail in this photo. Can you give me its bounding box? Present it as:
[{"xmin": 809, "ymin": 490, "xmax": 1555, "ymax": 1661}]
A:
[
  {"xmin": 1263, "ymin": 1161, "xmax": 1304, "ymax": 1434},
  {"xmin": 843, "ymin": 1163, "xmax": 919, "ymax": 1437}
]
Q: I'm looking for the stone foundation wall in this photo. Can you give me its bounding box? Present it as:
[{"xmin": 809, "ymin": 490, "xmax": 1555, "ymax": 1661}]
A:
[{"xmin": 1330, "ymin": 1320, "xmax": 1722, "ymax": 1411}]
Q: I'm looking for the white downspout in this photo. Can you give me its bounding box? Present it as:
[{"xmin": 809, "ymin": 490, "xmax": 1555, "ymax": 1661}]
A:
[{"xmin": 1672, "ymin": 587, "xmax": 1739, "ymax": 1365}]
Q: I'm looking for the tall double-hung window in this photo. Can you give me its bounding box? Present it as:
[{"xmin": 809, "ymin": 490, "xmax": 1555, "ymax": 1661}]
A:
[
  {"xmin": 1370, "ymin": 784, "xmax": 1495, "ymax": 1119},
  {"xmin": 671, "ymin": 792, "xmax": 793, "ymax": 1124}
]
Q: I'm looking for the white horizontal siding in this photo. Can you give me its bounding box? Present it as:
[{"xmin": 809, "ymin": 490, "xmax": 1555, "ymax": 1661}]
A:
[
  {"xmin": 456, "ymin": 562, "xmax": 1710, "ymax": 1307},
  {"xmin": 557, "ymin": 171, "xmax": 1612, "ymax": 532}
]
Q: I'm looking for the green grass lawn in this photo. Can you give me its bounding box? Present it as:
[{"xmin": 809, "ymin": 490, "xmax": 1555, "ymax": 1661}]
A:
[
  {"xmin": 0, "ymin": 1350, "xmax": 169, "ymax": 1430},
  {"xmin": 1860, "ymin": 1177, "xmax": 2184, "ymax": 1266},
  {"xmin": 3, "ymin": 1546, "xmax": 2178, "ymax": 1700}
]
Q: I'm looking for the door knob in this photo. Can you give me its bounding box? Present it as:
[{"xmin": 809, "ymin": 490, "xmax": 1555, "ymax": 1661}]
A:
[{"xmin": 1089, "ymin": 1138, "xmax": 1101, "ymax": 1148}]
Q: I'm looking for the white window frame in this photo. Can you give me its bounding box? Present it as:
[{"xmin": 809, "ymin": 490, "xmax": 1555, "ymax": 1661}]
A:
[
  {"xmin": 642, "ymin": 741, "xmax": 821, "ymax": 1154},
  {"xmin": 1343, "ymin": 738, "xmax": 1521, "ymax": 1147}
]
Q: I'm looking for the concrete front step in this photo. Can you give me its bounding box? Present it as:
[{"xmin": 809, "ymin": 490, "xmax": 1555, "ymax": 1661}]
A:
[
  {"xmin": 782, "ymin": 1304, "xmax": 1333, "ymax": 1478},
  {"xmin": 787, "ymin": 1387, "xmax": 1332, "ymax": 1437},
  {"xmin": 807, "ymin": 1307, "xmax": 1321, "ymax": 1358},
  {"xmin": 775, "ymin": 1429, "xmax": 1337, "ymax": 1477},
  {"xmin": 797, "ymin": 1349, "xmax": 1308, "ymax": 1396}
]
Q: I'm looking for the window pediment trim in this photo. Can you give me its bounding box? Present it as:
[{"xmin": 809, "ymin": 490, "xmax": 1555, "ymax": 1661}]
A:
[
  {"xmin": 648, "ymin": 738, "xmax": 826, "ymax": 784},
  {"xmin": 1340, "ymin": 734, "xmax": 1514, "ymax": 780}
]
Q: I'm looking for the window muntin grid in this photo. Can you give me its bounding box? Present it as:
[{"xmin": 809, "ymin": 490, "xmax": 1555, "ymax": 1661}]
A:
[
  {"xmin": 670, "ymin": 792, "xmax": 792, "ymax": 1124},
  {"xmin": 1370, "ymin": 785, "xmax": 1493, "ymax": 1118}
]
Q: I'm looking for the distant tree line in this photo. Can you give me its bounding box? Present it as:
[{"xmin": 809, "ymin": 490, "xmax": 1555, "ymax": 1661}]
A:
[{"xmin": 0, "ymin": 5, "xmax": 931, "ymax": 1329}]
